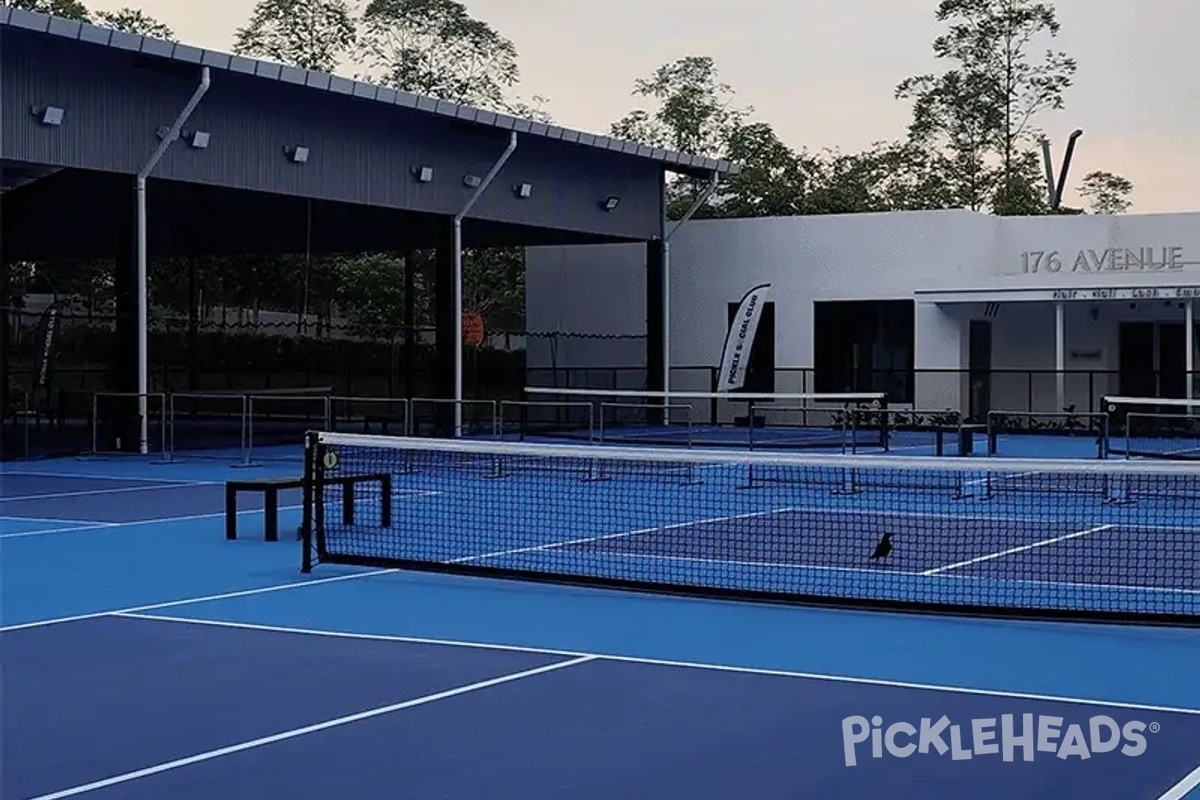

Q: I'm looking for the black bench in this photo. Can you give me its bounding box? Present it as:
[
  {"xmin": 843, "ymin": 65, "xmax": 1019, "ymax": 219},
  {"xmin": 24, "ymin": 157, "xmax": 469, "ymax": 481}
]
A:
[
  {"xmin": 225, "ymin": 473, "xmax": 392, "ymax": 542},
  {"xmin": 958, "ymin": 423, "xmax": 987, "ymax": 456}
]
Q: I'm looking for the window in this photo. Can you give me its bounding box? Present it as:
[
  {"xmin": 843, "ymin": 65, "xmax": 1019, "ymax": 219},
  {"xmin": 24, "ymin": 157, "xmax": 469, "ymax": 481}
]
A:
[{"xmin": 813, "ymin": 300, "xmax": 914, "ymax": 403}]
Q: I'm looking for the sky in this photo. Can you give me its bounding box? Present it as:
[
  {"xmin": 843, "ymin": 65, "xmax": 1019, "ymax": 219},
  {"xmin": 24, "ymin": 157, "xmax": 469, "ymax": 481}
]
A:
[{"xmin": 81, "ymin": 0, "xmax": 1200, "ymax": 214}]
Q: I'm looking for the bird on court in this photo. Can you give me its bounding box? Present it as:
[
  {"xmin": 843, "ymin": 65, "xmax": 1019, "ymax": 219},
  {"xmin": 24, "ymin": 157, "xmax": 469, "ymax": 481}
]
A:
[{"xmin": 870, "ymin": 532, "xmax": 893, "ymax": 561}]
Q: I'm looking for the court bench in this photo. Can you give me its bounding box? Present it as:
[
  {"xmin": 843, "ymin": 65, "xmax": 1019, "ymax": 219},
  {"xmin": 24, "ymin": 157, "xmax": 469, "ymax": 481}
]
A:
[{"xmin": 225, "ymin": 473, "xmax": 392, "ymax": 542}]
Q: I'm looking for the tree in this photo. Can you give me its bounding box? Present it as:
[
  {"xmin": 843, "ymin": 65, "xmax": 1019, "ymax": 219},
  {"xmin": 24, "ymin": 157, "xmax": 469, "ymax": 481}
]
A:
[
  {"xmin": 896, "ymin": 0, "xmax": 1077, "ymax": 213},
  {"xmin": 1078, "ymin": 170, "xmax": 1134, "ymax": 214},
  {"xmin": 6, "ymin": 0, "xmax": 90, "ymax": 20},
  {"xmin": 463, "ymin": 248, "xmax": 523, "ymax": 321},
  {"xmin": 331, "ymin": 253, "xmax": 418, "ymax": 338},
  {"xmin": 233, "ymin": 0, "xmax": 357, "ymax": 73},
  {"xmin": 94, "ymin": 7, "xmax": 175, "ymax": 39},
  {"xmin": 716, "ymin": 122, "xmax": 806, "ymax": 217},
  {"xmin": 611, "ymin": 56, "xmax": 748, "ymax": 158},
  {"xmin": 611, "ymin": 56, "xmax": 753, "ymax": 217},
  {"xmin": 358, "ymin": 0, "xmax": 519, "ymax": 109},
  {"xmin": 506, "ymin": 94, "xmax": 554, "ymax": 124}
]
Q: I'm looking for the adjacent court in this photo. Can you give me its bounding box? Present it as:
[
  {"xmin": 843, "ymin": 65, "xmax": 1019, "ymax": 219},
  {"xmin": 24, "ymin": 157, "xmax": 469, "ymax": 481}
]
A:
[{"xmin": 2, "ymin": 445, "xmax": 1199, "ymax": 800}]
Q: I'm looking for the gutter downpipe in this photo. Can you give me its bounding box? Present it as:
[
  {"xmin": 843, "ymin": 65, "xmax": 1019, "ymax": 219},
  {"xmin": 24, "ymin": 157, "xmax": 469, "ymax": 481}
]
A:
[
  {"xmin": 135, "ymin": 66, "xmax": 210, "ymax": 453},
  {"xmin": 661, "ymin": 170, "xmax": 721, "ymax": 412},
  {"xmin": 452, "ymin": 131, "xmax": 517, "ymax": 436}
]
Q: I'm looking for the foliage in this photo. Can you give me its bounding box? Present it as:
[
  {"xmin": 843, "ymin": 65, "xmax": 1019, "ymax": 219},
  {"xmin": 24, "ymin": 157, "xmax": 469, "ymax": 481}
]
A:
[
  {"xmin": 330, "ymin": 253, "xmax": 421, "ymax": 337},
  {"xmin": 233, "ymin": 0, "xmax": 357, "ymax": 73},
  {"xmin": 93, "ymin": 7, "xmax": 174, "ymax": 39},
  {"xmin": 1078, "ymin": 170, "xmax": 1134, "ymax": 214},
  {"xmin": 463, "ymin": 249, "xmax": 523, "ymax": 320},
  {"xmin": 716, "ymin": 122, "xmax": 807, "ymax": 217},
  {"xmin": 895, "ymin": 0, "xmax": 1078, "ymax": 213},
  {"xmin": 6, "ymin": 0, "xmax": 90, "ymax": 20},
  {"xmin": 611, "ymin": 56, "xmax": 755, "ymax": 215},
  {"xmin": 506, "ymin": 94, "xmax": 554, "ymax": 123},
  {"xmin": 611, "ymin": 56, "xmax": 749, "ymax": 157},
  {"xmin": 358, "ymin": 0, "xmax": 519, "ymax": 110}
]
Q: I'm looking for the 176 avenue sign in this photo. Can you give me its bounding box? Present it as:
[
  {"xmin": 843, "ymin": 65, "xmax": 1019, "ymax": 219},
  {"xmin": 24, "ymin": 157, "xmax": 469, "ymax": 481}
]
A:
[{"xmin": 1018, "ymin": 246, "xmax": 1196, "ymax": 274}]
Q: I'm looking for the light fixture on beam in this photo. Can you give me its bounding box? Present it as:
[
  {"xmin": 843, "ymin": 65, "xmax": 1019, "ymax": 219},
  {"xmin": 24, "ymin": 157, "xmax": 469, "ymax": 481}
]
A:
[
  {"xmin": 514, "ymin": 182, "xmax": 532, "ymax": 199},
  {"xmin": 463, "ymin": 174, "xmax": 482, "ymax": 188},
  {"xmin": 31, "ymin": 105, "xmax": 65, "ymax": 126},
  {"xmin": 601, "ymin": 196, "xmax": 620, "ymax": 212},
  {"xmin": 285, "ymin": 145, "xmax": 310, "ymax": 164},
  {"xmin": 412, "ymin": 165, "xmax": 434, "ymax": 183},
  {"xmin": 188, "ymin": 130, "xmax": 210, "ymax": 149}
]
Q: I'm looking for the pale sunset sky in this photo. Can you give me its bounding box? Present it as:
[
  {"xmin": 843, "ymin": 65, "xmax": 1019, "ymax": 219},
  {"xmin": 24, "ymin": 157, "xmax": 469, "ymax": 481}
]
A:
[{"xmin": 81, "ymin": 0, "xmax": 1200, "ymax": 213}]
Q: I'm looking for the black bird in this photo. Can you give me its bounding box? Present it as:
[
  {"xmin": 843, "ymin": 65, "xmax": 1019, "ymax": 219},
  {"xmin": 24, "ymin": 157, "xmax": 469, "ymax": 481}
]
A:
[{"xmin": 870, "ymin": 532, "xmax": 893, "ymax": 561}]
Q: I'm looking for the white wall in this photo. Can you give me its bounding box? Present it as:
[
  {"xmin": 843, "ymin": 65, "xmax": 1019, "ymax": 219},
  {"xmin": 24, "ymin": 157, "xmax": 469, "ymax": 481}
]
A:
[{"xmin": 526, "ymin": 209, "xmax": 1200, "ymax": 410}]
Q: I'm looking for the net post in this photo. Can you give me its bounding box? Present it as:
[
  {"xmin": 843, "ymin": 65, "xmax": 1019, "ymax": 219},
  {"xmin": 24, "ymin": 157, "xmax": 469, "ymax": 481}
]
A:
[
  {"xmin": 300, "ymin": 431, "xmax": 316, "ymax": 573},
  {"xmin": 167, "ymin": 392, "xmax": 177, "ymax": 461},
  {"xmin": 152, "ymin": 391, "xmax": 171, "ymax": 464},
  {"xmin": 747, "ymin": 399, "xmax": 757, "ymax": 451},
  {"xmin": 90, "ymin": 391, "xmax": 100, "ymax": 457},
  {"xmin": 379, "ymin": 473, "xmax": 392, "ymax": 527},
  {"xmin": 231, "ymin": 394, "xmax": 254, "ymax": 468}
]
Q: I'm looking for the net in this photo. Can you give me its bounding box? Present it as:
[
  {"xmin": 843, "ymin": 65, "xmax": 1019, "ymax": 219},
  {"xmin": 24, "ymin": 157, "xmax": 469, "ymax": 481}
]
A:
[
  {"xmin": 246, "ymin": 392, "xmax": 331, "ymax": 461},
  {"xmin": 302, "ymin": 432, "xmax": 1199, "ymax": 625},
  {"xmin": 986, "ymin": 410, "xmax": 1108, "ymax": 458},
  {"xmin": 86, "ymin": 391, "xmax": 168, "ymax": 458},
  {"xmin": 498, "ymin": 400, "xmax": 594, "ymax": 442},
  {"xmin": 330, "ymin": 396, "xmax": 409, "ymax": 436},
  {"xmin": 168, "ymin": 387, "xmax": 332, "ymax": 463},
  {"xmin": 852, "ymin": 408, "xmax": 966, "ymax": 456},
  {"xmin": 522, "ymin": 387, "xmax": 887, "ymax": 450},
  {"xmin": 408, "ymin": 398, "xmax": 498, "ymax": 438},
  {"xmin": 1104, "ymin": 396, "xmax": 1200, "ymax": 460}
]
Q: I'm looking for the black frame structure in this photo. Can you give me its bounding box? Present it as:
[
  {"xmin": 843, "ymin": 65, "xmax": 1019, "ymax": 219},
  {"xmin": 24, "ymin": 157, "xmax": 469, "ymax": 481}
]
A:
[{"xmin": 0, "ymin": 7, "xmax": 737, "ymax": 456}]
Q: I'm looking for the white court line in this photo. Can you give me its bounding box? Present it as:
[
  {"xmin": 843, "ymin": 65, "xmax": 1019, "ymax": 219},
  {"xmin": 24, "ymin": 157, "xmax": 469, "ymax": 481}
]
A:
[
  {"xmin": 583, "ymin": 550, "xmax": 1200, "ymax": 596},
  {"xmin": 0, "ymin": 482, "xmax": 216, "ymax": 503},
  {"xmin": 0, "ymin": 568, "xmax": 399, "ymax": 632},
  {"xmin": 0, "ymin": 515, "xmax": 120, "ymax": 525},
  {"xmin": 451, "ymin": 508, "xmax": 796, "ymax": 564},
  {"xmin": 0, "ymin": 505, "xmax": 304, "ymax": 540},
  {"xmin": 1156, "ymin": 762, "xmax": 1200, "ymax": 800},
  {"xmin": 113, "ymin": 612, "xmax": 1200, "ymax": 718},
  {"xmin": 705, "ymin": 503, "xmax": 1194, "ymax": 532},
  {"xmin": 0, "ymin": 523, "xmax": 120, "ymax": 539},
  {"xmin": 0, "ymin": 470, "xmax": 214, "ymax": 485},
  {"xmin": 921, "ymin": 524, "xmax": 1115, "ymax": 576},
  {"xmin": 22, "ymin": 655, "xmax": 595, "ymax": 800},
  {"xmin": 963, "ymin": 469, "xmax": 1046, "ymax": 488}
]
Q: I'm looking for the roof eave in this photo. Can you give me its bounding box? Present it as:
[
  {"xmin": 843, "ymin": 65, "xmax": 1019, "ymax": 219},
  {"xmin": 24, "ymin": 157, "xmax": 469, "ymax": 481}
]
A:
[{"xmin": 0, "ymin": 6, "xmax": 733, "ymax": 176}]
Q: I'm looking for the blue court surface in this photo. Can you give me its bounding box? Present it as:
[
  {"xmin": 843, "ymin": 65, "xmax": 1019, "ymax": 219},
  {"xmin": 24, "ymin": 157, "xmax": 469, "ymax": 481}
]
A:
[{"xmin": 3, "ymin": 449, "xmax": 1200, "ymax": 800}]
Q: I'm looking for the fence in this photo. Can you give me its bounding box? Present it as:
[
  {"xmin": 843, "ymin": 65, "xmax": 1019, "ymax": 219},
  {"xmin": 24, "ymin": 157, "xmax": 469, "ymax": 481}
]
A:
[
  {"xmin": 526, "ymin": 366, "xmax": 1200, "ymax": 423},
  {"xmin": 7, "ymin": 365, "xmax": 1200, "ymax": 460}
]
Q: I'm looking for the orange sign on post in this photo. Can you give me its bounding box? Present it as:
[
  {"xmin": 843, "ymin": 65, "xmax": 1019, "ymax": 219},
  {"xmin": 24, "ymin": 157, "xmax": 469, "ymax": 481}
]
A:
[{"xmin": 462, "ymin": 312, "xmax": 485, "ymax": 346}]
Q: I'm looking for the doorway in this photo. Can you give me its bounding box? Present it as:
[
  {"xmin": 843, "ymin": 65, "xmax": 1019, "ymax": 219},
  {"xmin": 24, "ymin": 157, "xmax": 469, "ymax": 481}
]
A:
[
  {"xmin": 1118, "ymin": 321, "xmax": 1186, "ymax": 398},
  {"xmin": 968, "ymin": 320, "xmax": 992, "ymax": 420}
]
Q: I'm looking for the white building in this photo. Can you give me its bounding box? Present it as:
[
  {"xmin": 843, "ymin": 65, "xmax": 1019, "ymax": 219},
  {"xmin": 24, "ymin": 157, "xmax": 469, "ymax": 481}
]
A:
[{"xmin": 526, "ymin": 209, "xmax": 1200, "ymax": 417}]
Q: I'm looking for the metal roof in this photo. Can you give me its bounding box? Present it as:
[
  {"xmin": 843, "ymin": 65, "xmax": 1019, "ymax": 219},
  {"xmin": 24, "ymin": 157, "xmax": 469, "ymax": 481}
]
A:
[{"xmin": 0, "ymin": 5, "xmax": 739, "ymax": 177}]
